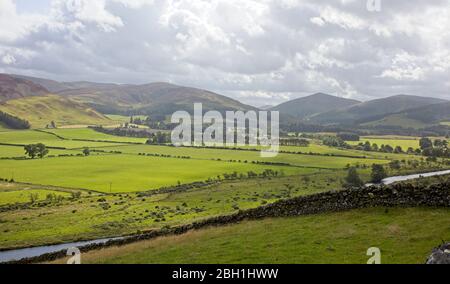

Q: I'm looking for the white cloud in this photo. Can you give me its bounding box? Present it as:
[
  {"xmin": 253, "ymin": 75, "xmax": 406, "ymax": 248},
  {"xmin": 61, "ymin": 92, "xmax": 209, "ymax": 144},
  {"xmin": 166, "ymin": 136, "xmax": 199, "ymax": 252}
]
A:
[{"xmin": 0, "ymin": 0, "xmax": 449, "ymax": 106}]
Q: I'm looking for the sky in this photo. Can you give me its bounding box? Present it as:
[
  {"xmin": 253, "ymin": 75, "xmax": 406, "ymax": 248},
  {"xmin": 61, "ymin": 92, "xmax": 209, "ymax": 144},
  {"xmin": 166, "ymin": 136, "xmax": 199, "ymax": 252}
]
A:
[{"xmin": 0, "ymin": 0, "xmax": 449, "ymax": 107}]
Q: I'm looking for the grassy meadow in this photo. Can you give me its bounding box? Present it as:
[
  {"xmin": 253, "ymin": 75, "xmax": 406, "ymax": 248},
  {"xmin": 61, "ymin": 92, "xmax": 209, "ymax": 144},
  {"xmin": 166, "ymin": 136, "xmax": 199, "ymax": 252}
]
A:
[
  {"xmin": 0, "ymin": 154, "xmax": 319, "ymax": 193},
  {"xmin": 49, "ymin": 207, "xmax": 450, "ymax": 264},
  {"xmin": 347, "ymin": 136, "xmax": 421, "ymax": 149}
]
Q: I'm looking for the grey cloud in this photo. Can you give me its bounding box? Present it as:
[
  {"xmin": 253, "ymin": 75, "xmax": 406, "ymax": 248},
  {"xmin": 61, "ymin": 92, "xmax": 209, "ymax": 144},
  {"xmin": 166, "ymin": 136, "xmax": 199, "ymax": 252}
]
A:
[{"xmin": 0, "ymin": 0, "xmax": 449, "ymax": 107}]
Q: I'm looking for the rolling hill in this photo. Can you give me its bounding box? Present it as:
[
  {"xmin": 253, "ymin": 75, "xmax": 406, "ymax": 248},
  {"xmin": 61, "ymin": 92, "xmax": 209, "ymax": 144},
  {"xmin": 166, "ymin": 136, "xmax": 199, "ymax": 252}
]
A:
[
  {"xmin": 271, "ymin": 93, "xmax": 360, "ymax": 120},
  {"xmin": 0, "ymin": 95, "xmax": 112, "ymax": 128},
  {"xmin": 362, "ymin": 102, "xmax": 450, "ymax": 129},
  {"xmin": 0, "ymin": 74, "xmax": 49, "ymax": 102},
  {"xmin": 311, "ymin": 95, "xmax": 447, "ymax": 125},
  {"xmin": 8, "ymin": 74, "xmax": 118, "ymax": 93},
  {"xmin": 57, "ymin": 82, "xmax": 257, "ymax": 117}
]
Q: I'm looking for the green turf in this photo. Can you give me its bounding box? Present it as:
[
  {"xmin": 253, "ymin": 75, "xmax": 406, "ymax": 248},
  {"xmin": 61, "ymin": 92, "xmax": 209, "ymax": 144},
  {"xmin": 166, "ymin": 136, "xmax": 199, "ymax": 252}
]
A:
[
  {"xmin": 348, "ymin": 137, "xmax": 421, "ymax": 149},
  {"xmin": 0, "ymin": 130, "xmax": 127, "ymax": 149},
  {"xmin": 0, "ymin": 154, "xmax": 317, "ymax": 193},
  {"xmin": 43, "ymin": 128, "xmax": 147, "ymax": 144},
  {"xmin": 93, "ymin": 144, "xmax": 390, "ymax": 169},
  {"xmin": 106, "ymin": 114, "xmax": 148, "ymax": 123},
  {"xmin": 0, "ymin": 145, "xmax": 85, "ymax": 158},
  {"xmin": 0, "ymin": 189, "xmax": 71, "ymax": 205},
  {"xmin": 70, "ymin": 207, "xmax": 450, "ymax": 264}
]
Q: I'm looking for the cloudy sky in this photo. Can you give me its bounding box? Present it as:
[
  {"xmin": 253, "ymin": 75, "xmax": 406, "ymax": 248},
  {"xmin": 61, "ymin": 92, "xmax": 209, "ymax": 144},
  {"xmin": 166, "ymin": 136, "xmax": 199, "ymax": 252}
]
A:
[{"xmin": 0, "ymin": 0, "xmax": 449, "ymax": 106}]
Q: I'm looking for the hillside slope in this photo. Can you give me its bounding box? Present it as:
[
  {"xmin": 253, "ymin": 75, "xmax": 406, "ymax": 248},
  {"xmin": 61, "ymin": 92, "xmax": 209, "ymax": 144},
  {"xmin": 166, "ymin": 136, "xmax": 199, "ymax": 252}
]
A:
[
  {"xmin": 0, "ymin": 74, "xmax": 49, "ymax": 102},
  {"xmin": 0, "ymin": 95, "xmax": 111, "ymax": 128},
  {"xmin": 271, "ymin": 93, "xmax": 360, "ymax": 120},
  {"xmin": 8, "ymin": 74, "xmax": 117, "ymax": 93},
  {"xmin": 58, "ymin": 82, "xmax": 257, "ymax": 117},
  {"xmin": 311, "ymin": 95, "xmax": 447, "ymax": 125},
  {"xmin": 51, "ymin": 207, "xmax": 450, "ymax": 264}
]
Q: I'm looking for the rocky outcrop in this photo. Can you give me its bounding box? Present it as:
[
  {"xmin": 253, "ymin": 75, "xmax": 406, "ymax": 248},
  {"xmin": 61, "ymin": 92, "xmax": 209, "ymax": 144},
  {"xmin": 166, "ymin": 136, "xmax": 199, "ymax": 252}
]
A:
[{"xmin": 426, "ymin": 243, "xmax": 450, "ymax": 264}]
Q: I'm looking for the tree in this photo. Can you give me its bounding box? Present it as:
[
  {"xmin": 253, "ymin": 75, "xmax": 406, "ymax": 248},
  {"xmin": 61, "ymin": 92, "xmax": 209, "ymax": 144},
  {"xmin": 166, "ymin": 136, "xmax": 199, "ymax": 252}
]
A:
[
  {"xmin": 372, "ymin": 143, "xmax": 379, "ymax": 152},
  {"xmin": 345, "ymin": 167, "xmax": 364, "ymax": 187},
  {"xmin": 371, "ymin": 164, "xmax": 387, "ymax": 183},
  {"xmin": 24, "ymin": 144, "xmax": 38, "ymax": 159},
  {"xmin": 389, "ymin": 160, "xmax": 401, "ymax": 170},
  {"xmin": 83, "ymin": 147, "xmax": 91, "ymax": 156},
  {"xmin": 363, "ymin": 141, "xmax": 372, "ymax": 151},
  {"xmin": 36, "ymin": 143, "xmax": 49, "ymax": 159},
  {"xmin": 25, "ymin": 143, "xmax": 48, "ymax": 159},
  {"xmin": 394, "ymin": 146, "xmax": 403, "ymax": 154},
  {"xmin": 419, "ymin": 137, "xmax": 433, "ymax": 150},
  {"xmin": 29, "ymin": 193, "xmax": 39, "ymax": 204},
  {"xmin": 0, "ymin": 111, "xmax": 30, "ymax": 129}
]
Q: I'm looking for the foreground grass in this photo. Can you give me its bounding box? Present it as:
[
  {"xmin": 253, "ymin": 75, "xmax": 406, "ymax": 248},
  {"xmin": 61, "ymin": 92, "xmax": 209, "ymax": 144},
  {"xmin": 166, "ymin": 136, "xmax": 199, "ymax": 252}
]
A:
[{"xmin": 51, "ymin": 207, "xmax": 450, "ymax": 264}]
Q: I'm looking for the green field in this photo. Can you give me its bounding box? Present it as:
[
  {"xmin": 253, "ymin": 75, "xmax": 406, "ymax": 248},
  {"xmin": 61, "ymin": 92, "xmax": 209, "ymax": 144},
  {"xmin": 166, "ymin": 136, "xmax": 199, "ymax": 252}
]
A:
[
  {"xmin": 43, "ymin": 128, "xmax": 147, "ymax": 144},
  {"xmin": 106, "ymin": 114, "xmax": 148, "ymax": 123},
  {"xmin": 441, "ymin": 121, "xmax": 450, "ymax": 126},
  {"xmin": 50, "ymin": 207, "xmax": 450, "ymax": 264},
  {"xmin": 0, "ymin": 189, "xmax": 71, "ymax": 206},
  {"xmin": 0, "ymin": 154, "xmax": 317, "ymax": 193},
  {"xmin": 348, "ymin": 137, "xmax": 421, "ymax": 149},
  {"xmin": 0, "ymin": 130, "xmax": 128, "ymax": 149},
  {"xmin": 94, "ymin": 145, "xmax": 389, "ymax": 169}
]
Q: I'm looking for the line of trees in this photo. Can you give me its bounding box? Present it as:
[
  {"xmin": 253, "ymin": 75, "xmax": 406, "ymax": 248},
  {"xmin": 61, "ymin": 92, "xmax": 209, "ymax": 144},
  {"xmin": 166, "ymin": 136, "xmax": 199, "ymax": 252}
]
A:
[
  {"xmin": 419, "ymin": 137, "xmax": 449, "ymax": 158},
  {"xmin": 0, "ymin": 111, "xmax": 30, "ymax": 129}
]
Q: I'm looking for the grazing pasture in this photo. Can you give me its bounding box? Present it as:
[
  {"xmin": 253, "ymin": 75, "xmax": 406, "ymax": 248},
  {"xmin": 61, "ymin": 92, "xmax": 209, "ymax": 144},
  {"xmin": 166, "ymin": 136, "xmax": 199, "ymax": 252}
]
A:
[
  {"xmin": 0, "ymin": 189, "xmax": 71, "ymax": 206},
  {"xmin": 0, "ymin": 145, "xmax": 84, "ymax": 158},
  {"xmin": 347, "ymin": 136, "xmax": 421, "ymax": 149},
  {"xmin": 43, "ymin": 128, "xmax": 147, "ymax": 144},
  {"xmin": 58, "ymin": 207, "xmax": 450, "ymax": 264},
  {"xmin": 0, "ymin": 154, "xmax": 316, "ymax": 193},
  {"xmin": 93, "ymin": 145, "xmax": 389, "ymax": 169},
  {"xmin": 0, "ymin": 130, "xmax": 127, "ymax": 149}
]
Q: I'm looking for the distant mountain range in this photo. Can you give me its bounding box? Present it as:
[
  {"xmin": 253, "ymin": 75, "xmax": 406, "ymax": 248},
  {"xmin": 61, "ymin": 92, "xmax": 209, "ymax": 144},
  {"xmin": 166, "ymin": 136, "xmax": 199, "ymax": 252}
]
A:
[
  {"xmin": 309, "ymin": 95, "xmax": 447, "ymax": 125},
  {"xmin": 270, "ymin": 93, "xmax": 360, "ymax": 120},
  {"xmin": 0, "ymin": 73, "xmax": 448, "ymax": 130},
  {"xmin": 8, "ymin": 74, "xmax": 256, "ymax": 119}
]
